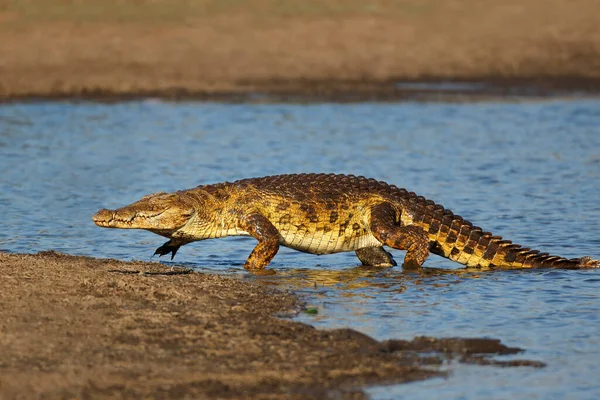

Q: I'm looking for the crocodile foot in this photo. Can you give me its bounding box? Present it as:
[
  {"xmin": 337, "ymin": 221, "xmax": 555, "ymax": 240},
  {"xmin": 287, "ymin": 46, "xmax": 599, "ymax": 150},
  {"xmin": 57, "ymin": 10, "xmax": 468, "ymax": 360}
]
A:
[
  {"xmin": 154, "ymin": 240, "xmax": 181, "ymax": 260},
  {"xmin": 579, "ymin": 256, "xmax": 599, "ymax": 268}
]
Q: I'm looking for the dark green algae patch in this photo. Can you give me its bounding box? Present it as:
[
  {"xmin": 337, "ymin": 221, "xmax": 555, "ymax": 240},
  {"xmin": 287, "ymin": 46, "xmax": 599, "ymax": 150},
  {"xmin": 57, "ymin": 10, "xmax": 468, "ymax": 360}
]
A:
[{"xmin": 0, "ymin": 252, "xmax": 543, "ymax": 399}]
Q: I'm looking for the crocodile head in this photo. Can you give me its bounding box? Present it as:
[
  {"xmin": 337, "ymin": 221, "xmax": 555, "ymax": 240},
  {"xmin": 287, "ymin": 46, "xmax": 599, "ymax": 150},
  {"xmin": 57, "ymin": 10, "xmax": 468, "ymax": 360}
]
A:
[{"xmin": 92, "ymin": 191, "xmax": 197, "ymax": 235}]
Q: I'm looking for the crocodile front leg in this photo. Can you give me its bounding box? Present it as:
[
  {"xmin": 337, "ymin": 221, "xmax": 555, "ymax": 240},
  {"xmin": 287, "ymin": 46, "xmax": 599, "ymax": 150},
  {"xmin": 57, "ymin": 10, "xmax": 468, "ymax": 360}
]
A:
[
  {"xmin": 370, "ymin": 203, "xmax": 430, "ymax": 270},
  {"xmin": 154, "ymin": 239, "xmax": 183, "ymax": 260},
  {"xmin": 239, "ymin": 213, "xmax": 280, "ymax": 272},
  {"xmin": 355, "ymin": 247, "xmax": 397, "ymax": 267}
]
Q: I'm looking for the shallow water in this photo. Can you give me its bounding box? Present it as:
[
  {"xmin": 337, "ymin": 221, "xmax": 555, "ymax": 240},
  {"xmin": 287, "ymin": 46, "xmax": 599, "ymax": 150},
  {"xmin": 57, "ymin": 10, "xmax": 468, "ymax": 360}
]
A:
[{"xmin": 1, "ymin": 99, "xmax": 600, "ymax": 398}]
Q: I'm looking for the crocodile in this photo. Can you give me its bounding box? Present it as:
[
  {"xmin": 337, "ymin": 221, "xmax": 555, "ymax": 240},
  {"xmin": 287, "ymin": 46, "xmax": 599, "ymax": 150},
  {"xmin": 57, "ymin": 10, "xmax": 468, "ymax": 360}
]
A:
[{"xmin": 92, "ymin": 173, "xmax": 599, "ymax": 272}]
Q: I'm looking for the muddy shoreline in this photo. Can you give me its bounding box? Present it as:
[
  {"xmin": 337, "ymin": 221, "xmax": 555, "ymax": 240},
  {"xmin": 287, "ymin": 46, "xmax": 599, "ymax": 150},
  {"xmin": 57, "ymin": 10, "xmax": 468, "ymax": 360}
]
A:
[
  {"xmin": 0, "ymin": 252, "xmax": 543, "ymax": 399},
  {"xmin": 3, "ymin": 77, "xmax": 600, "ymax": 104}
]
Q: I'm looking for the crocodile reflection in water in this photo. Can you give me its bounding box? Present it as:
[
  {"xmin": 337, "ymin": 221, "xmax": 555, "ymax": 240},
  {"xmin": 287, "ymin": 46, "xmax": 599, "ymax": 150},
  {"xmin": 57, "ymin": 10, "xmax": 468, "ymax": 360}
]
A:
[{"xmin": 254, "ymin": 264, "xmax": 487, "ymax": 298}]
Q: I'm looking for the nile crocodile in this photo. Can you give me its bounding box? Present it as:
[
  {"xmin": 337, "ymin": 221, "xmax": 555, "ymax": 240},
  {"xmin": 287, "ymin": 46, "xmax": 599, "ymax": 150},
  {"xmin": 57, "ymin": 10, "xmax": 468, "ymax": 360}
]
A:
[{"xmin": 92, "ymin": 173, "xmax": 599, "ymax": 272}]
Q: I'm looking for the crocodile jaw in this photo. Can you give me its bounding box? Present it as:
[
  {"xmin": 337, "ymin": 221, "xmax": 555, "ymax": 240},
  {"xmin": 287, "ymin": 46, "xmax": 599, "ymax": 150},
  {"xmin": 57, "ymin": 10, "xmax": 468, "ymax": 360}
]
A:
[
  {"xmin": 92, "ymin": 192, "xmax": 195, "ymax": 233},
  {"xmin": 92, "ymin": 208, "xmax": 178, "ymax": 230}
]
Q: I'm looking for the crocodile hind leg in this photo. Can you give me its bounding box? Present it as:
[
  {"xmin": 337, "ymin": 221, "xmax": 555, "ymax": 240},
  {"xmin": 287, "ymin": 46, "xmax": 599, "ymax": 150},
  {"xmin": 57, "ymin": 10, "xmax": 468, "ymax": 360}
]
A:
[
  {"xmin": 370, "ymin": 203, "xmax": 430, "ymax": 270},
  {"xmin": 355, "ymin": 247, "xmax": 397, "ymax": 267},
  {"xmin": 239, "ymin": 213, "xmax": 281, "ymax": 272}
]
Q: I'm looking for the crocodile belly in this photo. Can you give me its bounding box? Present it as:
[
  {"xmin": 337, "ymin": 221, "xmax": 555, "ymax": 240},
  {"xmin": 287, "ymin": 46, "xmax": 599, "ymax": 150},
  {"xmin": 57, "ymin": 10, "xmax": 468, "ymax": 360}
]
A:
[{"xmin": 279, "ymin": 230, "xmax": 382, "ymax": 254}]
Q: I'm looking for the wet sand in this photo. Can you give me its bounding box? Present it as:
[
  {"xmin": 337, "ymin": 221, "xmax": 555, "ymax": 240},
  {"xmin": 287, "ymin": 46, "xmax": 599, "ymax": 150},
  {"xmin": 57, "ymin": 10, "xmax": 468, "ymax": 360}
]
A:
[
  {"xmin": 0, "ymin": 252, "xmax": 543, "ymax": 399},
  {"xmin": 1, "ymin": 0, "xmax": 599, "ymax": 101}
]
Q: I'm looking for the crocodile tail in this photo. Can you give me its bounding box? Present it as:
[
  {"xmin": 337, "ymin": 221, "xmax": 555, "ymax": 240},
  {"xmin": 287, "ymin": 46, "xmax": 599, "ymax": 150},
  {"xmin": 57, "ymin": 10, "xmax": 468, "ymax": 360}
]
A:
[
  {"xmin": 394, "ymin": 189, "xmax": 598, "ymax": 269},
  {"xmin": 421, "ymin": 205, "xmax": 599, "ymax": 269}
]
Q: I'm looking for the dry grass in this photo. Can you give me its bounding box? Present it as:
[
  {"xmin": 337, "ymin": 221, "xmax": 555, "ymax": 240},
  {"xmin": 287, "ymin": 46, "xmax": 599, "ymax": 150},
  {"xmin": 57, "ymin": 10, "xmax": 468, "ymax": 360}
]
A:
[{"xmin": 0, "ymin": 0, "xmax": 599, "ymax": 99}]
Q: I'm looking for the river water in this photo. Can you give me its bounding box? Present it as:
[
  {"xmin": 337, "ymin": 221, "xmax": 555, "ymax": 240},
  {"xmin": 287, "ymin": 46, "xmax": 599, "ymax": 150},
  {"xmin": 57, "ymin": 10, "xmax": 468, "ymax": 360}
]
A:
[{"xmin": 1, "ymin": 99, "xmax": 599, "ymax": 399}]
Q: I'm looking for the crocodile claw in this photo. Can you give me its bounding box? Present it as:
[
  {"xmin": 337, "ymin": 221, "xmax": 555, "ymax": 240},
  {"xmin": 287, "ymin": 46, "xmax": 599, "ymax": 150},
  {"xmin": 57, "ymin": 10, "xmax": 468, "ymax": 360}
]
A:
[{"xmin": 154, "ymin": 241, "xmax": 180, "ymax": 260}]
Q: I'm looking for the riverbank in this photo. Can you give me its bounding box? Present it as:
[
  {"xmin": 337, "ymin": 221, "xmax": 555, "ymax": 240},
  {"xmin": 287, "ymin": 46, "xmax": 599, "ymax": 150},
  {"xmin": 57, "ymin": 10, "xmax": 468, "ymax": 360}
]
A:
[
  {"xmin": 1, "ymin": 0, "xmax": 599, "ymax": 102},
  {"xmin": 0, "ymin": 252, "xmax": 542, "ymax": 399}
]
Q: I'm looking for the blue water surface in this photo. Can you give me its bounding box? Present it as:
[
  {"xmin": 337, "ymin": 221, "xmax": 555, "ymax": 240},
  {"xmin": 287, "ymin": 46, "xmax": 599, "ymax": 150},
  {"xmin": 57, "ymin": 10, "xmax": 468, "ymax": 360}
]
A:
[{"xmin": 1, "ymin": 99, "xmax": 599, "ymax": 399}]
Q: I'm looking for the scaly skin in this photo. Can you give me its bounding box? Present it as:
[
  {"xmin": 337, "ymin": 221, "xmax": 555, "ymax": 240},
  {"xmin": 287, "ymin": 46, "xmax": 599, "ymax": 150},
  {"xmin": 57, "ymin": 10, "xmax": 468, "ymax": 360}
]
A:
[{"xmin": 92, "ymin": 173, "xmax": 599, "ymax": 272}]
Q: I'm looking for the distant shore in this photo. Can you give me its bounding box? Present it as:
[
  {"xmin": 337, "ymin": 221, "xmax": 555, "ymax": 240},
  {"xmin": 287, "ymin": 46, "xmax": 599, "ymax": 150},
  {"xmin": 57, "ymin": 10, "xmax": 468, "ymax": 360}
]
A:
[
  {"xmin": 0, "ymin": 252, "xmax": 543, "ymax": 399},
  {"xmin": 3, "ymin": 77, "xmax": 600, "ymax": 103},
  {"xmin": 1, "ymin": 0, "xmax": 599, "ymax": 102}
]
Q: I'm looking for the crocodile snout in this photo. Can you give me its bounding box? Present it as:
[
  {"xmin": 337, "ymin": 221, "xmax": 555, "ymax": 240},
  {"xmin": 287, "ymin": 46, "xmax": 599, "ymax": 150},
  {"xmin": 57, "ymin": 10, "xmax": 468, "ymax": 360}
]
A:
[
  {"xmin": 92, "ymin": 209, "xmax": 115, "ymax": 227},
  {"xmin": 92, "ymin": 207, "xmax": 166, "ymax": 229}
]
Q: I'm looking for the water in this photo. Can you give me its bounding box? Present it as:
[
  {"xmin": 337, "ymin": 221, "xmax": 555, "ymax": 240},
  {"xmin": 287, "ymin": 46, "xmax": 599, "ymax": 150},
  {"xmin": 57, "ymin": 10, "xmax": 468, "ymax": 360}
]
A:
[{"xmin": 1, "ymin": 99, "xmax": 600, "ymax": 399}]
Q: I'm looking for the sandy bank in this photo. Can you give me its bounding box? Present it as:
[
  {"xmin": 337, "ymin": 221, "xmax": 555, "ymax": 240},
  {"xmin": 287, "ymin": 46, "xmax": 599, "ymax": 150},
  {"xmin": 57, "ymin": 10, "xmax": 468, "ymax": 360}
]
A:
[
  {"xmin": 1, "ymin": 0, "xmax": 599, "ymax": 101},
  {"xmin": 0, "ymin": 252, "xmax": 542, "ymax": 399}
]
